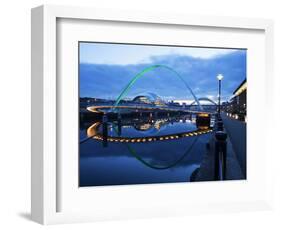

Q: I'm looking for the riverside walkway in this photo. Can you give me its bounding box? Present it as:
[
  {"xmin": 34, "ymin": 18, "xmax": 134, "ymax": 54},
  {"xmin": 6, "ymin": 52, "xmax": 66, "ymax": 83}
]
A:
[
  {"xmin": 191, "ymin": 113, "xmax": 246, "ymax": 181},
  {"xmin": 221, "ymin": 113, "xmax": 246, "ymax": 178},
  {"xmin": 192, "ymin": 130, "xmax": 245, "ymax": 181}
]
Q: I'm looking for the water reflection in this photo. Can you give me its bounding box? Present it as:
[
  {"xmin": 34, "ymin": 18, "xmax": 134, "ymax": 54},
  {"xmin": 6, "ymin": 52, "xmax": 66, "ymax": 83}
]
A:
[{"xmin": 79, "ymin": 114, "xmax": 214, "ymax": 186}]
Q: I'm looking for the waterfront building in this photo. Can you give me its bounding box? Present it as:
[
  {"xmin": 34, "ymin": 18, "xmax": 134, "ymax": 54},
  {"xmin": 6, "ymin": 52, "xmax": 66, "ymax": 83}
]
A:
[{"xmin": 224, "ymin": 79, "xmax": 247, "ymax": 121}]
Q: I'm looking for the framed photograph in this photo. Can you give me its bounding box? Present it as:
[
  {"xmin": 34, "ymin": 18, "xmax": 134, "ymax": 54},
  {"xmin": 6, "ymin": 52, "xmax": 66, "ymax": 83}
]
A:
[{"xmin": 31, "ymin": 5, "xmax": 274, "ymax": 224}]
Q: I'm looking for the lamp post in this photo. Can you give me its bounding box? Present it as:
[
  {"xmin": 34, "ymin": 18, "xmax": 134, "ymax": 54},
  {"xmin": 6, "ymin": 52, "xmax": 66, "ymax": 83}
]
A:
[{"xmin": 217, "ymin": 74, "xmax": 223, "ymax": 116}]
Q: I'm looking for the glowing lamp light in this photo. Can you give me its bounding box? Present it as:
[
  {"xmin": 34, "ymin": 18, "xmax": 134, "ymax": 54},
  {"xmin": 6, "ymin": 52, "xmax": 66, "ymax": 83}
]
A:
[{"xmin": 217, "ymin": 74, "xmax": 224, "ymax": 81}]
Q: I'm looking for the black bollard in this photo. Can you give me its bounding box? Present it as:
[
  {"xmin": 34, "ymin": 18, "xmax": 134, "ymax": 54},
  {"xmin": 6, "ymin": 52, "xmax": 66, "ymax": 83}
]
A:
[
  {"xmin": 214, "ymin": 131, "xmax": 227, "ymax": 180},
  {"xmin": 217, "ymin": 120, "xmax": 224, "ymax": 131}
]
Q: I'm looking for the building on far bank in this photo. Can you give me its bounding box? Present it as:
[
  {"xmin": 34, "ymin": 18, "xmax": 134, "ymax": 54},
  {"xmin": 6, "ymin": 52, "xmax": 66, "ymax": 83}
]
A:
[{"xmin": 223, "ymin": 79, "xmax": 247, "ymax": 121}]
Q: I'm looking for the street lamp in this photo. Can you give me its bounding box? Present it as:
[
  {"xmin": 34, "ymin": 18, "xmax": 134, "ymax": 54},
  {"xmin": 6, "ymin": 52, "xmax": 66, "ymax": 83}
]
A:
[{"xmin": 217, "ymin": 74, "xmax": 223, "ymax": 116}]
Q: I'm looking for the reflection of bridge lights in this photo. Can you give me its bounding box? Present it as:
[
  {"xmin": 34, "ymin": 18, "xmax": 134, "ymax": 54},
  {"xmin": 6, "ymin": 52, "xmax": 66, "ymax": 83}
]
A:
[
  {"xmin": 138, "ymin": 124, "xmax": 151, "ymax": 130},
  {"xmin": 86, "ymin": 122, "xmax": 101, "ymax": 137},
  {"xmin": 87, "ymin": 122, "xmax": 213, "ymax": 144}
]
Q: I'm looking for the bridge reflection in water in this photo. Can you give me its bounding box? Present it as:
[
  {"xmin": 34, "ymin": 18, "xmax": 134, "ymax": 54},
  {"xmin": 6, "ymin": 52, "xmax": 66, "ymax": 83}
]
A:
[{"xmin": 79, "ymin": 113, "xmax": 215, "ymax": 186}]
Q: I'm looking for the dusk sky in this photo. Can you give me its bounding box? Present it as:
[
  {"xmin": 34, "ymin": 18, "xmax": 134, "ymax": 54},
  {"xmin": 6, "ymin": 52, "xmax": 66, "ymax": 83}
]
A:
[{"xmin": 79, "ymin": 42, "xmax": 246, "ymax": 103}]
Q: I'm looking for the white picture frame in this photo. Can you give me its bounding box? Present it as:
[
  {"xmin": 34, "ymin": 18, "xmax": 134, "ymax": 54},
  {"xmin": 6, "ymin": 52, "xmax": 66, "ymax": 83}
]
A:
[{"xmin": 31, "ymin": 4, "xmax": 274, "ymax": 225}]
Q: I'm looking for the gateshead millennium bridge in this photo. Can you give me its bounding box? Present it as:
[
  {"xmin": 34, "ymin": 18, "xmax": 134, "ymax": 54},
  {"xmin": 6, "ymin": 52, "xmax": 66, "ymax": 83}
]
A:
[
  {"xmin": 82, "ymin": 65, "xmax": 217, "ymax": 145},
  {"xmin": 80, "ymin": 64, "xmax": 246, "ymax": 180},
  {"xmin": 85, "ymin": 65, "xmax": 216, "ymax": 117}
]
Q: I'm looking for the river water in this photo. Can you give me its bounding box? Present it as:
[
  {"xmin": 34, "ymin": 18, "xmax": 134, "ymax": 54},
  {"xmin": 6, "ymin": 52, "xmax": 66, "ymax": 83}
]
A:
[{"xmin": 79, "ymin": 114, "xmax": 213, "ymax": 186}]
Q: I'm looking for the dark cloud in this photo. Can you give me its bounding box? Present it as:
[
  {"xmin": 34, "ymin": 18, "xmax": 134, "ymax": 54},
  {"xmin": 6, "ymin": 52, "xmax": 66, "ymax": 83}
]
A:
[{"xmin": 80, "ymin": 50, "xmax": 246, "ymax": 102}]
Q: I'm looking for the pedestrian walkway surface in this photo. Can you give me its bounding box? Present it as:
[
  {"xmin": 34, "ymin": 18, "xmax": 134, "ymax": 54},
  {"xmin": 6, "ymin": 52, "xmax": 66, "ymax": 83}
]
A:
[
  {"xmin": 192, "ymin": 114, "xmax": 246, "ymax": 182},
  {"xmin": 221, "ymin": 113, "xmax": 246, "ymax": 177}
]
